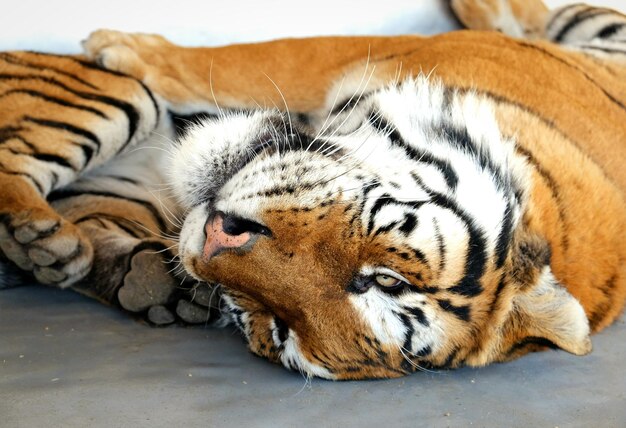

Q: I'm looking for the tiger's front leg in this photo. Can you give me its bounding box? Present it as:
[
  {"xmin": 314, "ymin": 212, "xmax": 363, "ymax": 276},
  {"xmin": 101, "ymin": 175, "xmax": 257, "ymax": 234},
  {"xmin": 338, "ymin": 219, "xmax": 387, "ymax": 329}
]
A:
[
  {"xmin": 0, "ymin": 52, "xmax": 161, "ymax": 287},
  {"xmin": 81, "ymin": 30, "xmax": 421, "ymax": 114}
]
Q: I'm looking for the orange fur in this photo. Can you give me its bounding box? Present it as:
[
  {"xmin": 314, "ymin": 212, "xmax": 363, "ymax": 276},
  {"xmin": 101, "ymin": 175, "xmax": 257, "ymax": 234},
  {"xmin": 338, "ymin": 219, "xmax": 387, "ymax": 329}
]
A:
[{"xmin": 0, "ymin": 0, "xmax": 624, "ymax": 379}]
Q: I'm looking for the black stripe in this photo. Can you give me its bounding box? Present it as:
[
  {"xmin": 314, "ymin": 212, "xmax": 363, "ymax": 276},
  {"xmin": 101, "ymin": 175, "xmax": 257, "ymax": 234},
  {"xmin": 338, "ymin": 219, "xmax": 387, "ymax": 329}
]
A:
[
  {"xmin": 506, "ymin": 337, "xmax": 559, "ymax": 356},
  {"xmin": 23, "ymin": 116, "xmax": 102, "ymax": 155},
  {"xmin": 580, "ymin": 44, "xmax": 626, "ymax": 54},
  {"xmin": 454, "ymin": 86, "xmax": 578, "ymax": 157},
  {"xmin": 488, "ymin": 275, "xmax": 508, "ymax": 315},
  {"xmin": 368, "ymin": 112, "xmax": 459, "ymax": 190},
  {"xmin": 350, "ymin": 180, "xmax": 380, "ymax": 236},
  {"xmin": 436, "ymin": 122, "xmax": 515, "ymax": 198},
  {"xmin": 595, "ymin": 22, "xmax": 626, "ymax": 39},
  {"xmin": 494, "ymin": 201, "xmax": 515, "ymax": 269},
  {"xmin": 406, "ymin": 305, "xmax": 429, "ymax": 327},
  {"xmin": 415, "ymin": 345, "xmax": 432, "ymax": 358},
  {"xmin": 432, "ymin": 218, "xmax": 446, "ymax": 273},
  {"xmin": 1, "ymin": 89, "xmax": 108, "ymax": 118},
  {"xmin": 368, "ymin": 194, "xmax": 395, "ymax": 235},
  {"xmin": 50, "ymin": 171, "xmax": 59, "ymax": 189},
  {"xmin": 70, "ymin": 141, "xmax": 95, "ymax": 166},
  {"xmin": 454, "ymin": 83, "xmax": 613, "ymax": 215},
  {"xmin": 0, "ymin": 147, "xmax": 76, "ymax": 171},
  {"xmin": 331, "ymin": 91, "xmax": 374, "ymax": 115},
  {"xmin": 410, "ymin": 247, "xmax": 429, "ymax": 267},
  {"xmin": 515, "ymin": 145, "xmax": 568, "ymax": 251},
  {"xmin": 80, "ymin": 96, "xmax": 139, "ymax": 153},
  {"xmin": 0, "ymin": 126, "xmax": 26, "ymax": 146},
  {"xmin": 0, "ymin": 167, "xmax": 44, "ymax": 194},
  {"xmin": 170, "ymin": 111, "xmax": 219, "ymax": 137},
  {"xmin": 309, "ymin": 350, "xmax": 333, "ymax": 368},
  {"xmin": 367, "ymin": 194, "xmax": 426, "ymax": 235},
  {"xmin": 412, "ymin": 173, "xmax": 486, "ymax": 297},
  {"xmin": 31, "ymin": 153, "xmax": 76, "ymax": 170},
  {"xmin": 135, "ymin": 81, "xmax": 160, "ymax": 122},
  {"xmin": 47, "ymin": 189, "xmax": 166, "ymax": 232},
  {"xmin": 67, "ymin": 56, "xmax": 161, "ymax": 122},
  {"xmin": 373, "ymin": 221, "xmax": 399, "ymax": 236},
  {"xmin": 398, "ymin": 213, "xmax": 417, "ymax": 235},
  {"xmin": 0, "ymin": 133, "xmax": 36, "ymax": 151},
  {"xmin": 256, "ymin": 181, "xmax": 321, "ymax": 199},
  {"xmin": 0, "ymin": 52, "xmax": 99, "ymax": 89},
  {"xmin": 588, "ymin": 274, "xmax": 618, "ymax": 328},
  {"xmin": 0, "ymin": 74, "xmax": 140, "ymax": 148},
  {"xmin": 468, "ymin": 45, "xmax": 621, "ymax": 186},
  {"xmin": 554, "ymin": 8, "xmax": 614, "ymax": 42},
  {"xmin": 2, "ymin": 133, "xmax": 91, "ymax": 171},
  {"xmin": 398, "ymin": 312, "xmax": 416, "ymax": 354},
  {"xmin": 546, "ymin": 4, "xmax": 583, "ymax": 33},
  {"xmin": 438, "ymin": 348, "xmax": 459, "ymax": 369},
  {"xmin": 437, "ymin": 299, "xmax": 471, "ymax": 322}
]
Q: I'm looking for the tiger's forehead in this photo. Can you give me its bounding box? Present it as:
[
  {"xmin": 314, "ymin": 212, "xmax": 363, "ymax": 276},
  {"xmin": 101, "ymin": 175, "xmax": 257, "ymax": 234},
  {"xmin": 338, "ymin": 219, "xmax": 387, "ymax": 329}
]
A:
[
  {"xmin": 213, "ymin": 123, "xmax": 435, "ymax": 226},
  {"xmin": 215, "ymin": 147, "xmax": 363, "ymax": 220}
]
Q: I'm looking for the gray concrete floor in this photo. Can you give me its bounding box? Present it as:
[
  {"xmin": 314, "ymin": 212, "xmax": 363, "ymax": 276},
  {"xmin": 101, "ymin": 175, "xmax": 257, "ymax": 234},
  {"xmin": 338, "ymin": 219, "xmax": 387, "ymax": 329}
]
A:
[{"xmin": 1, "ymin": 284, "xmax": 624, "ymax": 428}]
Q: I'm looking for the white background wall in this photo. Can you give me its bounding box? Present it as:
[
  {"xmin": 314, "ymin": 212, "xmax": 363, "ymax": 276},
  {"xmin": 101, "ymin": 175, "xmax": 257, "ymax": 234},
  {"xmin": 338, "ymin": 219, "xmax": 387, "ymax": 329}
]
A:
[{"xmin": 0, "ymin": 1, "xmax": 624, "ymax": 53}]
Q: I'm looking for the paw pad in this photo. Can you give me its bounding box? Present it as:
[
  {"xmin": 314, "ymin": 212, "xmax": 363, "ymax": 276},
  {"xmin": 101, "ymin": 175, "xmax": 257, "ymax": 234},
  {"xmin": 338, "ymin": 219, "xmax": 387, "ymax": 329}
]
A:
[{"xmin": 118, "ymin": 249, "xmax": 177, "ymax": 312}]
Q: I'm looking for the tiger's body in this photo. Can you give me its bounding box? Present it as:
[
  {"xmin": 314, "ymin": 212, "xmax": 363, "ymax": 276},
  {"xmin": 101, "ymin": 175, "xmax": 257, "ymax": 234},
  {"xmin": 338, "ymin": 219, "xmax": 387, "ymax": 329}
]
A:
[{"xmin": 0, "ymin": 0, "xmax": 625, "ymax": 379}]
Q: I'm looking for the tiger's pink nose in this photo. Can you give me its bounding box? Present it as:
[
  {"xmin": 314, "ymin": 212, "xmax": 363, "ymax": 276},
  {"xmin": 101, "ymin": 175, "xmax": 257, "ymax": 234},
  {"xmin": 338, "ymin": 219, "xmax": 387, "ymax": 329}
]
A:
[{"xmin": 203, "ymin": 212, "xmax": 271, "ymax": 260}]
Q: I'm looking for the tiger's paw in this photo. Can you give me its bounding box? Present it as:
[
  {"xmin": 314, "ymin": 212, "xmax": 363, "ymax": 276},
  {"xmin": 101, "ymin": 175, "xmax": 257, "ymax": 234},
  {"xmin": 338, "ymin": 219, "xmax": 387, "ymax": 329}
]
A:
[
  {"xmin": 119, "ymin": 249, "xmax": 220, "ymax": 326},
  {"xmin": 82, "ymin": 29, "xmax": 167, "ymax": 79},
  {"xmin": 83, "ymin": 29, "xmax": 171, "ymax": 57},
  {"xmin": 450, "ymin": 0, "xmax": 548, "ymax": 39},
  {"xmin": 0, "ymin": 209, "xmax": 93, "ymax": 287},
  {"xmin": 82, "ymin": 29, "xmax": 196, "ymax": 106}
]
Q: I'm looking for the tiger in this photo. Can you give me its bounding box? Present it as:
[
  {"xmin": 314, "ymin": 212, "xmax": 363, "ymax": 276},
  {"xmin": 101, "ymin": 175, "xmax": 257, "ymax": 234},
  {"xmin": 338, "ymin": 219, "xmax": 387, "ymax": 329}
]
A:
[{"xmin": 1, "ymin": 0, "xmax": 625, "ymax": 380}]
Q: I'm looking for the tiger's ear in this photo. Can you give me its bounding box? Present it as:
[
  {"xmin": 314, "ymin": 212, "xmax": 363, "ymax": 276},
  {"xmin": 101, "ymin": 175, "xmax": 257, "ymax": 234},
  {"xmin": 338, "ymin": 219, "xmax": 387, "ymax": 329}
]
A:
[
  {"xmin": 501, "ymin": 266, "xmax": 592, "ymax": 358},
  {"xmin": 488, "ymin": 233, "xmax": 592, "ymax": 362}
]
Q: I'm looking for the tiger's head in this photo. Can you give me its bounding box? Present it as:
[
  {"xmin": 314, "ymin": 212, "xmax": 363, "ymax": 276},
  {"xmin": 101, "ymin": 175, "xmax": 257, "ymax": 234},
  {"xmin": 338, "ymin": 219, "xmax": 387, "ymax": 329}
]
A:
[{"xmin": 172, "ymin": 77, "xmax": 591, "ymax": 380}]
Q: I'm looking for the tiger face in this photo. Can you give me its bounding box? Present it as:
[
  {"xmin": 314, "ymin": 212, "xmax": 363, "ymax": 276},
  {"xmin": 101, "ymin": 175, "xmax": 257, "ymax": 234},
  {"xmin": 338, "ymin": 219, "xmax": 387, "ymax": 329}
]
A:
[{"xmin": 173, "ymin": 78, "xmax": 591, "ymax": 379}]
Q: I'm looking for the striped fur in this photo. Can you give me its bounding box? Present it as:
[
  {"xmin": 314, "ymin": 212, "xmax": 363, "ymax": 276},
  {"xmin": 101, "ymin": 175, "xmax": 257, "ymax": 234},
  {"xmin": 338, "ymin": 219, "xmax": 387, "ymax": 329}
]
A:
[
  {"xmin": 0, "ymin": 52, "xmax": 166, "ymax": 289},
  {"xmin": 1, "ymin": 0, "xmax": 625, "ymax": 378}
]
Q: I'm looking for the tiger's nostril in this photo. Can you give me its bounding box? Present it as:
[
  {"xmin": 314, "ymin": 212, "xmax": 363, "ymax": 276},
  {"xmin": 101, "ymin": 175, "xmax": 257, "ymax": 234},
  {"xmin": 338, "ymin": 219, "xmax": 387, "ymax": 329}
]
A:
[
  {"xmin": 220, "ymin": 212, "xmax": 272, "ymax": 237},
  {"xmin": 202, "ymin": 212, "xmax": 272, "ymax": 260}
]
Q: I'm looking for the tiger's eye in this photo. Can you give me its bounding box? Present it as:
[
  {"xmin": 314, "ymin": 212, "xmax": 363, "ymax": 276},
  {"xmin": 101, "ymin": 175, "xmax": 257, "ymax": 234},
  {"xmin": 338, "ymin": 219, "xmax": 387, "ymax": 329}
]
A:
[{"xmin": 375, "ymin": 274, "xmax": 401, "ymax": 288}]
